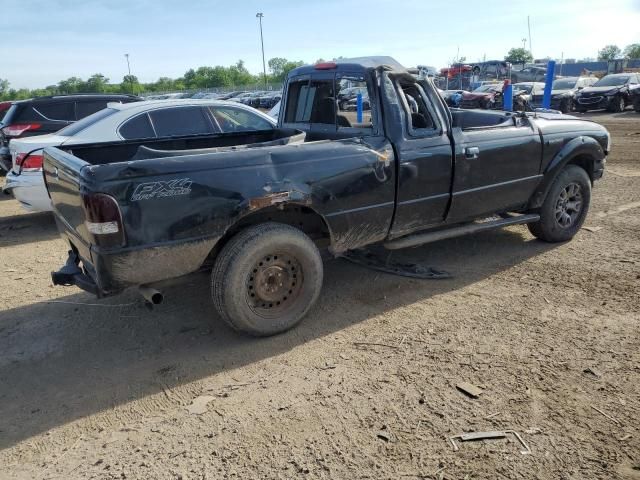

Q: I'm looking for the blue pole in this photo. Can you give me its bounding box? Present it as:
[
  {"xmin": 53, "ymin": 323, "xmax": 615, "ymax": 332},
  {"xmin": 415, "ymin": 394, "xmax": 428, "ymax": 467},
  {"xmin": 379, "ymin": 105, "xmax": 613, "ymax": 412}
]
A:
[
  {"xmin": 356, "ymin": 92, "xmax": 363, "ymax": 123},
  {"xmin": 503, "ymin": 84, "xmax": 513, "ymax": 111},
  {"xmin": 542, "ymin": 60, "xmax": 556, "ymax": 109}
]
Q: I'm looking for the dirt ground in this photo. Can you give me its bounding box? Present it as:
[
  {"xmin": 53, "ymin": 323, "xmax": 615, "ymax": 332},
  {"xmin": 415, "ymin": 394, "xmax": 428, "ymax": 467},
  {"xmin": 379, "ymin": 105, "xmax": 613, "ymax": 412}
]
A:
[{"xmin": 0, "ymin": 112, "xmax": 639, "ymax": 480}]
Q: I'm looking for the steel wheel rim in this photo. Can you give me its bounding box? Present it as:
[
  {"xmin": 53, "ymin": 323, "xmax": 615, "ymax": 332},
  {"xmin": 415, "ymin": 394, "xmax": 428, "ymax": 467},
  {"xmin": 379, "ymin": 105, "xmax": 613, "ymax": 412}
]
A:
[
  {"xmin": 554, "ymin": 182, "xmax": 583, "ymax": 228},
  {"xmin": 246, "ymin": 253, "xmax": 303, "ymax": 319}
]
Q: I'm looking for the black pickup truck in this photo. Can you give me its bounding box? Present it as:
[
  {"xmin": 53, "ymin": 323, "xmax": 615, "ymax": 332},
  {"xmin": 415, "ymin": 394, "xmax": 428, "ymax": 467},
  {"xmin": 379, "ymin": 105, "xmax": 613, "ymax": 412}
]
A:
[{"xmin": 44, "ymin": 56, "xmax": 609, "ymax": 336}]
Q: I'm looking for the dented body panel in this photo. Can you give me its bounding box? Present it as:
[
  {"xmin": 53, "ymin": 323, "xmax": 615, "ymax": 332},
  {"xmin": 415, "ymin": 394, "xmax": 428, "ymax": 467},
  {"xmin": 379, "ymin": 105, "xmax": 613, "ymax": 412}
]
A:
[{"xmin": 45, "ymin": 57, "xmax": 609, "ymax": 298}]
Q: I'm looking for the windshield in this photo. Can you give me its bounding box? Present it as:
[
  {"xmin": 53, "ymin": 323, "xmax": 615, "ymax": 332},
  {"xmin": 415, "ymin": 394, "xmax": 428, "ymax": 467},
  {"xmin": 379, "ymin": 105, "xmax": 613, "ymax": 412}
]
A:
[
  {"xmin": 514, "ymin": 84, "xmax": 533, "ymax": 94},
  {"xmin": 473, "ymin": 85, "xmax": 499, "ymax": 92},
  {"xmin": 552, "ymin": 79, "xmax": 577, "ymax": 90},
  {"xmin": 594, "ymin": 76, "xmax": 629, "ymax": 87},
  {"xmin": 57, "ymin": 107, "xmax": 118, "ymax": 136}
]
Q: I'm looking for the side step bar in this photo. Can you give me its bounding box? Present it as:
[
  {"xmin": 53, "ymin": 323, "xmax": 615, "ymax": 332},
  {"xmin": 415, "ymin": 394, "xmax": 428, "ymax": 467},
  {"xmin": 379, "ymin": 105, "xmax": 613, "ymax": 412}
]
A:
[{"xmin": 384, "ymin": 214, "xmax": 540, "ymax": 250}]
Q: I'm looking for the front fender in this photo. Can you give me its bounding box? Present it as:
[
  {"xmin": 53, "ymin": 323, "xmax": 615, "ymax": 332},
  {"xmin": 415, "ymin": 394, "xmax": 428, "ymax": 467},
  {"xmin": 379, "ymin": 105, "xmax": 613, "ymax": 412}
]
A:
[{"xmin": 528, "ymin": 135, "xmax": 604, "ymax": 209}]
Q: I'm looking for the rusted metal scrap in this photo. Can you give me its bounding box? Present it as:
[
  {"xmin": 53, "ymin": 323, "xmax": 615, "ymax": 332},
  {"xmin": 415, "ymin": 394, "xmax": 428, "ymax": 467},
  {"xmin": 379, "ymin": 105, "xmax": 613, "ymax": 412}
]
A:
[{"xmin": 341, "ymin": 246, "xmax": 450, "ymax": 279}]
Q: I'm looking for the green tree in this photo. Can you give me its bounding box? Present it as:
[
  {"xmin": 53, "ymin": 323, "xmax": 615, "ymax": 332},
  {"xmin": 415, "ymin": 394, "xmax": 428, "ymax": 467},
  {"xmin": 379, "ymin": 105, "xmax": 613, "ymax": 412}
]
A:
[
  {"xmin": 121, "ymin": 74, "xmax": 140, "ymax": 94},
  {"xmin": 597, "ymin": 45, "xmax": 621, "ymax": 61},
  {"xmin": 84, "ymin": 74, "xmax": 109, "ymax": 92},
  {"xmin": 58, "ymin": 77, "xmax": 85, "ymax": 94},
  {"xmin": 0, "ymin": 78, "xmax": 9, "ymax": 96},
  {"xmin": 267, "ymin": 57, "xmax": 304, "ymax": 82},
  {"xmin": 623, "ymin": 43, "xmax": 640, "ymax": 59},
  {"xmin": 505, "ymin": 47, "xmax": 533, "ymax": 65}
]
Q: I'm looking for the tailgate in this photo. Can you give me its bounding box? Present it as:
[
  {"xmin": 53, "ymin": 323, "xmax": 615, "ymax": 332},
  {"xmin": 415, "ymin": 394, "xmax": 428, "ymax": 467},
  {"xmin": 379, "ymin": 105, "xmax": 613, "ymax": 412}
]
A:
[{"xmin": 42, "ymin": 146, "xmax": 92, "ymax": 243}]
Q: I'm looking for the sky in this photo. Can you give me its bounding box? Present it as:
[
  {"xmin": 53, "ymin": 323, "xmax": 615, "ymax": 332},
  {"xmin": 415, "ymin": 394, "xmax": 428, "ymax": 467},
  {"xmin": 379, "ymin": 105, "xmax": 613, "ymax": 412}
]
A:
[{"xmin": 2, "ymin": 0, "xmax": 639, "ymax": 90}]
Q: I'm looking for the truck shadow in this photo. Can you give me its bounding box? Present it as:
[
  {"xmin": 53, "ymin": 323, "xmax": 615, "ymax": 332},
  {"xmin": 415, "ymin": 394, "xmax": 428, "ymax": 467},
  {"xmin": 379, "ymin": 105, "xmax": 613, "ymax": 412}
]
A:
[
  {"xmin": 0, "ymin": 211, "xmax": 59, "ymax": 247},
  {"xmin": 0, "ymin": 227, "xmax": 558, "ymax": 450}
]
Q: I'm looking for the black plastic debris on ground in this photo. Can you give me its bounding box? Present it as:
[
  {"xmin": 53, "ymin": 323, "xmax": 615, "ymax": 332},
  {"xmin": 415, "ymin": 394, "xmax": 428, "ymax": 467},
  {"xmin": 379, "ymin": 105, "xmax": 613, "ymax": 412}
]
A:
[{"xmin": 340, "ymin": 247, "xmax": 451, "ymax": 279}]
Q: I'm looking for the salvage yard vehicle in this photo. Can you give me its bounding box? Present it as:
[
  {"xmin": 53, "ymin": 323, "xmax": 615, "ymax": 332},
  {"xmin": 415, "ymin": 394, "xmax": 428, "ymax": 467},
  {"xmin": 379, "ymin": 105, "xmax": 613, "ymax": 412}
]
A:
[
  {"xmin": 459, "ymin": 84, "xmax": 502, "ymax": 109},
  {"xmin": 575, "ymin": 73, "xmax": 640, "ymax": 113},
  {"xmin": 510, "ymin": 65, "xmax": 547, "ymax": 83},
  {"xmin": 631, "ymin": 87, "xmax": 640, "ymax": 113},
  {"xmin": 0, "ymin": 94, "xmax": 141, "ymax": 172},
  {"xmin": 3, "ymin": 99, "xmax": 275, "ymax": 212},
  {"xmin": 45, "ymin": 56, "xmax": 609, "ymax": 336},
  {"xmin": 531, "ymin": 76, "xmax": 598, "ymax": 113}
]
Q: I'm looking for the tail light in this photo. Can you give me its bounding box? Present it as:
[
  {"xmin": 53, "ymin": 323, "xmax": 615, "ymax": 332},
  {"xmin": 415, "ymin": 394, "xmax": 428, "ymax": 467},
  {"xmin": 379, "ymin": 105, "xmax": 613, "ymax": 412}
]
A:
[
  {"xmin": 81, "ymin": 193, "xmax": 125, "ymax": 248},
  {"xmin": 2, "ymin": 123, "xmax": 41, "ymax": 137},
  {"xmin": 15, "ymin": 153, "xmax": 44, "ymax": 170}
]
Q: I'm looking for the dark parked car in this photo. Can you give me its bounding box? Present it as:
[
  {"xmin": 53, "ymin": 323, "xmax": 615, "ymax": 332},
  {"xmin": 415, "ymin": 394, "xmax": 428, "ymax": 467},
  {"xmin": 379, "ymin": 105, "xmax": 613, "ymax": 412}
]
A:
[
  {"xmin": 0, "ymin": 94, "xmax": 141, "ymax": 171},
  {"xmin": 530, "ymin": 76, "xmax": 599, "ymax": 113},
  {"xmin": 631, "ymin": 87, "xmax": 640, "ymax": 113},
  {"xmin": 575, "ymin": 73, "xmax": 640, "ymax": 113},
  {"xmin": 45, "ymin": 56, "xmax": 609, "ymax": 337},
  {"xmin": 511, "ymin": 66, "xmax": 547, "ymax": 83},
  {"xmin": 259, "ymin": 92, "xmax": 282, "ymax": 109}
]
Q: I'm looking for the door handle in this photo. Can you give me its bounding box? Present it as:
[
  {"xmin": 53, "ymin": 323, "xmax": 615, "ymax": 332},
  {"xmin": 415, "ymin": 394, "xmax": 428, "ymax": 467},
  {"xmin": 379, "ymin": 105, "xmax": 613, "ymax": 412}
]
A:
[{"xmin": 464, "ymin": 147, "xmax": 480, "ymax": 159}]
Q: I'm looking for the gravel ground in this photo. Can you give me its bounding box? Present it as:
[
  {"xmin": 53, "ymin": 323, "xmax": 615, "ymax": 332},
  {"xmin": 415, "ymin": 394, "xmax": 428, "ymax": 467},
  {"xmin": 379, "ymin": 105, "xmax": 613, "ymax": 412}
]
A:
[{"xmin": 0, "ymin": 111, "xmax": 638, "ymax": 480}]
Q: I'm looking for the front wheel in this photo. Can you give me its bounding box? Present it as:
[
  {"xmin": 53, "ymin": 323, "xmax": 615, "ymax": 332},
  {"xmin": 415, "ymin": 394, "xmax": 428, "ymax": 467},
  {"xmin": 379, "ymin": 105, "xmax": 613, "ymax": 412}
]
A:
[
  {"xmin": 560, "ymin": 98, "xmax": 573, "ymax": 114},
  {"xmin": 608, "ymin": 96, "xmax": 625, "ymax": 113},
  {"xmin": 211, "ymin": 222, "xmax": 323, "ymax": 336},
  {"xmin": 528, "ymin": 165, "xmax": 591, "ymax": 242}
]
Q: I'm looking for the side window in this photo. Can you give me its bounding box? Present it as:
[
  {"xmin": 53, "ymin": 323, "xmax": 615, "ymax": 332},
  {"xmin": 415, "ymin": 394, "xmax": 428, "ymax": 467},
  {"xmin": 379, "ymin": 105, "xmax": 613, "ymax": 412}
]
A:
[
  {"xmin": 148, "ymin": 107, "xmax": 213, "ymax": 137},
  {"xmin": 336, "ymin": 77, "xmax": 373, "ymax": 132},
  {"xmin": 209, "ymin": 106, "xmax": 274, "ymax": 133},
  {"xmin": 119, "ymin": 114, "xmax": 155, "ymax": 139},
  {"xmin": 33, "ymin": 102, "xmax": 75, "ymax": 121},
  {"xmin": 284, "ymin": 78, "xmax": 336, "ymax": 125},
  {"xmin": 76, "ymin": 100, "xmax": 110, "ymax": 119},
  {"xmin": 397, "ymin": 81, "xmax": 437, "ymax": 134}
]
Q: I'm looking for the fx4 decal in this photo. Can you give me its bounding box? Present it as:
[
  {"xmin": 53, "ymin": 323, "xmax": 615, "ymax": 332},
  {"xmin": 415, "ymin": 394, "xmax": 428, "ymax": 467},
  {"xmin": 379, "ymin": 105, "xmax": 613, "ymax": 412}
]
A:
[{"xmin": 131, "ymin": 178, "xmax": 192, "ymax": 201}]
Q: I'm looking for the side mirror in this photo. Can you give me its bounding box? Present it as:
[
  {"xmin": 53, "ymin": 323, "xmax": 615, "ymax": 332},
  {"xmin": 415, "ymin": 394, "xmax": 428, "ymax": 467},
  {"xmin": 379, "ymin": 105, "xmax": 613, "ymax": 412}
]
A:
[{"xmin": 577, "ymin": 86, "xmax": 584, "ymax": 90}]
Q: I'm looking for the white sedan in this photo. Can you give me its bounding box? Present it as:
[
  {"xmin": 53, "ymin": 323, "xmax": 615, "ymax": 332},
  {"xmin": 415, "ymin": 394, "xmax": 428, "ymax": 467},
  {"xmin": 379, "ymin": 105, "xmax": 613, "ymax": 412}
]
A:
[{"xmin": 3, "ymin": 99, "xmax": 276, "ymax": 212}]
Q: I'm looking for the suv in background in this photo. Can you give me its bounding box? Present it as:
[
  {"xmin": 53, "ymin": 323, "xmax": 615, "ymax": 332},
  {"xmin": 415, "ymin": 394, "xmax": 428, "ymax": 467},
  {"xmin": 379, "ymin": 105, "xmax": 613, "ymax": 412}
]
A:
[{"xmin": 0, "ymin": 94, "xmax": 141, "ymax": 171}]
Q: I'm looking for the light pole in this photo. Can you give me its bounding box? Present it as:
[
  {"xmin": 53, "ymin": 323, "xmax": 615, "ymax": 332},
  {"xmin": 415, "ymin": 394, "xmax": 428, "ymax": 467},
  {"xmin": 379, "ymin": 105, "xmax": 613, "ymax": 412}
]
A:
[
  {"xmin": 256, "ymin": 13, "xmax": 267, "ymax": 87},
  {"xmin": 522, "ymin": 38, "xmax": 527, "ymax": 50},
  {"xmin": 124, "ymin": 53, "xmax": 134, "ymax": 94}
]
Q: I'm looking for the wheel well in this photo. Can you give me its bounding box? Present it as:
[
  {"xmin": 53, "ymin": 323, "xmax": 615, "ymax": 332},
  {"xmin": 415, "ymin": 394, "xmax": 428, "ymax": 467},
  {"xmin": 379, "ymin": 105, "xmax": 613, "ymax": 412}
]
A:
[
  {"xmin": 203, "ymin": 204, "xmax": 332, "ymax": 267},
  {"xmin": 566, "ymin": 154, "xmax": 594, "ymax": 182}
]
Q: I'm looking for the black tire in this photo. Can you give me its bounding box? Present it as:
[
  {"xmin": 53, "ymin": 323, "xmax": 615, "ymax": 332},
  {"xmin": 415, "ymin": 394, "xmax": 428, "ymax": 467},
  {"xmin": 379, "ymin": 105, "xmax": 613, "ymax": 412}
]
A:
[
  {"xmin": 608, "ymin": 95, "xmax": 625, "ymax": 113},
  {"xmin": 211, "ymin": 222, "xmax": 323, "ymax": 336},
  {"xmin": 560, "ymin": 98, "xmax": 573, "ymax": 114},
  {"xmin": 528, "ymin": 165, "xmax": 591, "ymax": 242},
  {"xmin": 633, "ymin": 98, "xmax": 640, "ymax": 113}
]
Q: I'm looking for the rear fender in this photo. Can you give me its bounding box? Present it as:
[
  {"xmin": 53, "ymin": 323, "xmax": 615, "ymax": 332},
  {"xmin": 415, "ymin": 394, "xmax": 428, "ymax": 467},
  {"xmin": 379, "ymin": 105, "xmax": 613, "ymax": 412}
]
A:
[{"xmin": 528, "ymin": 135, "xmax": 603, "ymax": 209}]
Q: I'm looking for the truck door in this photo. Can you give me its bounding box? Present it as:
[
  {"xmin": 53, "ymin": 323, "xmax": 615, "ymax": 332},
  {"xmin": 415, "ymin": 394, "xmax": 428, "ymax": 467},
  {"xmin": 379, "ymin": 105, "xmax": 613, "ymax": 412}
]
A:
[
  {"xmin": 381, "ymin": 74, "xmax": 453, "ymax": 238},
  {"xmin": 446, "ymin": 116, "xmax": 542, "ymax": 223}
]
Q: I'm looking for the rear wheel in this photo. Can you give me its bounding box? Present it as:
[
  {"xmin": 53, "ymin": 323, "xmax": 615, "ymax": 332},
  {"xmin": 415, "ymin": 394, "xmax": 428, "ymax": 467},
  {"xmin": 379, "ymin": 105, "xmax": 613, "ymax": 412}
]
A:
[
  {"xmin": 528, "ymin": 165, "xmax": 591, "ymax": 242},
  {"xmin": 211, "ymin": 222, "xmax": 323, "ymax": 336}
]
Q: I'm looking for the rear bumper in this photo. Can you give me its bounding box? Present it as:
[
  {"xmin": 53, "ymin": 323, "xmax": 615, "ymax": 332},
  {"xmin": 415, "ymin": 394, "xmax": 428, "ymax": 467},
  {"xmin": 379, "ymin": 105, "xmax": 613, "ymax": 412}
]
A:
[
  {"xmin": 2, "ymin": 170, "xmax": 52, "ymax": 212},
  {"xmin": 52, "ymin": 213, "xmax": 220, "ymax": 297}
]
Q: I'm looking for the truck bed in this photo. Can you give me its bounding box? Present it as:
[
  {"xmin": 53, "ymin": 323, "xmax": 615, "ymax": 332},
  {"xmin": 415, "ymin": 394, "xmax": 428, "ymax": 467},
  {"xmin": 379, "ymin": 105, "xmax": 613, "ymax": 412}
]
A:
[{"xmin": 65, "ymin": 128, "xmax": 306, "ymax": 165}]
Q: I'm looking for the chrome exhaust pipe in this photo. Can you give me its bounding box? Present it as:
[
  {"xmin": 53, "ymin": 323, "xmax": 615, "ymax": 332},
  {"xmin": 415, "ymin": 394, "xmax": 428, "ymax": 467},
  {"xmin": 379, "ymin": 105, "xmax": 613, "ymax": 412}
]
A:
[{"xmin": 139, "ymin": 286, "xmax": 164, "ymax": 305}]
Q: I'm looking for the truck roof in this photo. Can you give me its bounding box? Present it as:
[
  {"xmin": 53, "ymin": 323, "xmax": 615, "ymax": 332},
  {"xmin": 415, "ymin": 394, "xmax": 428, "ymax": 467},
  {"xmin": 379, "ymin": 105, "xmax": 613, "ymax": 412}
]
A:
[{"xmin": 288, "ymin": 56, "xmax": 407, "ymax": 78}]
